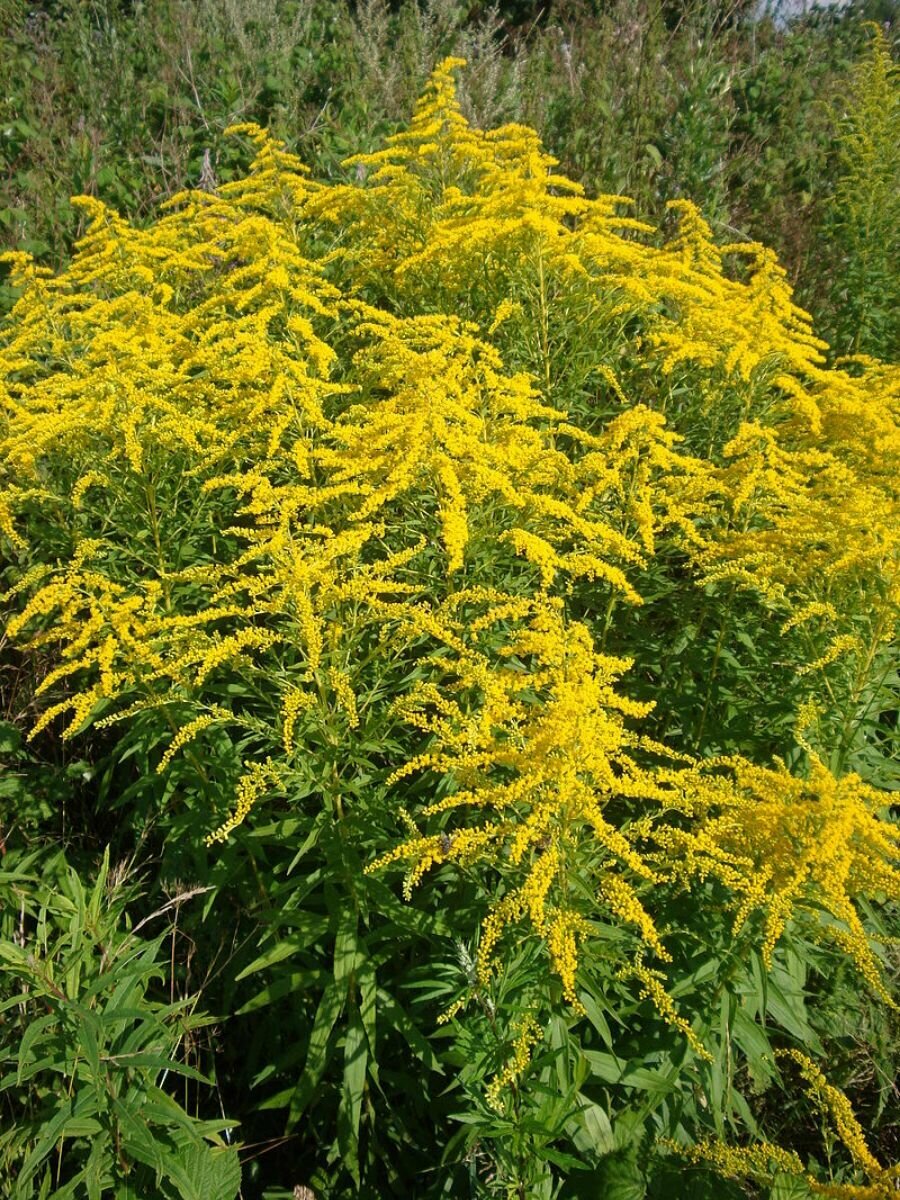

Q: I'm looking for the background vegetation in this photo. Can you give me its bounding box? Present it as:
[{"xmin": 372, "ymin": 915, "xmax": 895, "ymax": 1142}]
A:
[{"xmin": 1, "ymin": 0, "xmax": 898, "ymax": 355}]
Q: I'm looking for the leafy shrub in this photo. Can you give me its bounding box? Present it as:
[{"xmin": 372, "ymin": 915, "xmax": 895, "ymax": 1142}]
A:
[
  {"xmin": 1, "ymin": 56, "xmax": 897, "ymax": 1198},
  {"xmin": 0, "ymin": 848, "xmax": 239, "ymax": 1199}
]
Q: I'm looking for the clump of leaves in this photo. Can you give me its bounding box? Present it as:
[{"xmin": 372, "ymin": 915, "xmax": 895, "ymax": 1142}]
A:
[{"xmin": 0, "ymin": 848, "xmax": 239, "ymax": 1200}]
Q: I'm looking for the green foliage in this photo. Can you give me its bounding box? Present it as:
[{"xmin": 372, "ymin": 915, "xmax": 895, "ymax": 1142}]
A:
[
  {"xmin": 0, "ymin": 848, "xmax": 239, "ymax": 1199},
  {"xmin": 818, "ymin": 22, "xmax": 900, "ymax": 357}
]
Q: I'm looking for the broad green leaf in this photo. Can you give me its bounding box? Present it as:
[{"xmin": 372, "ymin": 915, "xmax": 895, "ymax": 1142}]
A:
[
  {"xmin": 592, "ymin": 1149, "xmax": 647, "ymax": 1200},
  {"xmin": 337, "ymin": 1008, "xmax": 368, "ymax": 1184},
  {"xmin": 168, "ymin": 1141, "xmax": 242, "ymax": 1200},
  {"xmin": 333, "ymin": 906, "xmax": 360, "ymax": 987},
  {"xmin": 770, "ymin": 1173, "xmax": 814, "ymax": 1200},
  {"xmin": 287, "ymin": 980, "xmax": 345, "ymax": 1127},
  {"xmin": 235, "ymin": 913, "xmax": 331, "ymax": 981},
  {"xmin": 619, "ymin": 1065, "xmax": 677, "ymax": 1095},
  {"xmin": 572, "ymin": 1096, "xmax": 616, "ymax": 1157},
  {"xmin": 583, "ymin": 1050, "xmax": 625, "ymax": 1084},
  {"xmin": 0, "ymin": 719, "xmax": 22, "ymax": 753}
]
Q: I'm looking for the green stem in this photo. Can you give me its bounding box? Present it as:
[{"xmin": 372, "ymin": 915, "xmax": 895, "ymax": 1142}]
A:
[
  {"xmin": 833, "ymin": 613, "xmax": 890, "ymax": 775},
  {"xmin": 536, "ymin": 242, "xmax": 552, "ymax": 398},
  {"xmin": 599, "ymin": 593, "xmax": 618, "ymax": 654},
  {"xmin": 694, "ymin": 588, "xmax": 735, "ymax": 752},
  {"xmin": 144, "ymin": 476, "xmax": 172, "ymax": 611}
]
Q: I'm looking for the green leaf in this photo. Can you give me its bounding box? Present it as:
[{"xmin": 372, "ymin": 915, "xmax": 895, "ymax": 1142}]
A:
[
  {"xmin": 107, "ymin": 1053, "xmax": 211, "ymax": 1084},
  {"xmin": 618, "ymin": 1065, "xmax": 677, "ymax": 1095},
  {"xmin": 571, "ymin": 1096, "xmax": 616, "ymax": 1157},
  {"xmin": 16, "ymin": 1099, "xmax": 75, "ymax": 1193},
  {"xmin": 644, "ymin": 142, "xmax": 663, "ymax": 168},
  {"xmin": 732, "ymin": 1007, "xmax": 776, "ymax": 1085},
  {"xmin": 168, "ymin": 1141, "xmax": 242, "ymax": 1200},
  {"xmin": 17, "ymin": 1013, "xmax": 58, "ymax": 1084},
  {"xmin": 358, "ymin": 958, "xmax": 377, "ymax": 1064},
  {"xmin": 236, "ymin": 967, "xmax": 330, "ymax": 1016},
  {"xmin": 286, "ymin": 816, "xmax": 324, "ymax": 872},
  {"xmin": 74, "ymin": 1007, "xmax": 102, "ymax": 1078},
  {"xmin": 333, "ymin": 906, "xmax": 360, "ymax": 987},
  {"xmin": 111, "ymin": 1097, "xmax": 167, "ymax": 1175},
  {"xmin": 770, "ymin": 1173, "xmax": 814, "ymax": 1200},
  {"xmin": 87, "ymin": 847, "xmax": 110, "ymax": 926},
  {"xmin": 337, "ymin": 1007, "xmax": 367, "ymax": 1185},
  {"xmin": 235, "ymin": 913, "xmax": 331, "ymax": 981},
  {"xmin": 84, "ymin": 1138, "xmax": 109, "ymax": 1200},
  {"xmin": 583, "ymin": 1049, "xmax": 625, "ymax": 1084},
  {"xmin": 287, "ymin": 980, "xmax": 344, "ymax": 1128},
  {"xmin": 375, "ymin": 988, "xmax": 443, "ymax": 1075},
  {"xmin": 579, "ymin": 991, "xmax": 614, "ymax": 1049},
  {"xmin": 592, "ymin": 1148, "xmax": 647, "ymax": 1200},
  {"xmin": 0, "ymin": 720, "xmax": 23, "ymax": 753},
  {"xmin": 542, "ymin": 1147, "xmax": 589, "ymax": 1171},
  {"xmin": 765, "ymin": 967, "xmax": 821, "ymax": 1051}
]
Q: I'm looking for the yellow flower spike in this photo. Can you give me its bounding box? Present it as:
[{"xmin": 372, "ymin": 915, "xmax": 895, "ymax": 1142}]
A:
[
  {"xmin": 156, "ymin": 708, "xmax": 231, "ymax": 775},
  {"xmin": 662, "ymin": 1137, "xmax": 806, "ymax": 1185},
  {"xmin": 781, "ymin": 1051, "xmax": 886, "ymax": 1180},
  {"xmin": 71, "ymin": 470, "xmax": 109, "ymax": 510},
  {"xmin": 546, "ymin": 909, "xmax": 589, "ymax": 1010},
  {"xmin": 628, "ymin": 959, "xmax": 713, "ymax": 1061},
  {"xmin": 600, "ymin": 875, "xmax": 670, "ymax": 963},
  {"xmin": 650, "ymin": 756, "xmax": 900, "ymax": 1003},
  {"xmin": 328, "ymin": 667, "xmax": 360, "ymax": 729},
  {"xmin": 796, "ymin": 633, "xmax": 861, "ymax": 677},
  {"xmin": 205, "ymin": 759, "xmax": 283, "ymax": 844},
  {"xmin": 369, "ymin": 598, "xmax": 708, "ymax": 1009},
  {"xmin": 281, "ymin": 687, "xmax": 316, "ymax": 756},
  {"xmin": 488, "ymin": 298, "xmax": 521, "ymax": 336},
  {"xmin": 194, "ymin": 628, "xmax": 284, "ymax": 686},
  {"xmin": 665, "ymin": 1051, "xmax": 897, "ymax": 1198},
  {"xmin": 485, "ymin": 1013, "xmax": 543, "ymax": 1112}
]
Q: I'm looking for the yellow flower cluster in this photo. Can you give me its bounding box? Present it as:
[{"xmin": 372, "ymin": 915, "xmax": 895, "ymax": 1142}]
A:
[
  {"xmin": 690, "ymin": 368, "xmax": 899, "ymax": 710},
  {"xmin": 281, "ymin": 687, "xmax": 316, "ymax": 756},
  {"xmin": 367, "ymin": 595, "xmax": 730, "ymax": 1016},
  {"xmin": 207, "ymin": 759, "xmax": 283, "ymax": 845},
  {"xmin": 667, "ymin": 1051, "xmax": 900, "ymax": 1199},
  {"xmin": 782, "ymin": 1051, "xmax": 885, "ymax": 1180},
  {"xmin": 485, "ymin": 1013, "xmax": 544, "ymax": 1112},
  {"xmin": 155, "ymin": 707, "xmax": 231, "ymax": 775},
  {"xmin": 651, "ymin": 756, "xmax": 900, "ymax": 1003}
]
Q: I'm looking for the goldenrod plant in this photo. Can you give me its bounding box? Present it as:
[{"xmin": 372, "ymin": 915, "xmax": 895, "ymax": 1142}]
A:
[{"xmin": 1, "ymin": 58, "xmax": 897, "ymax": 1199}]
